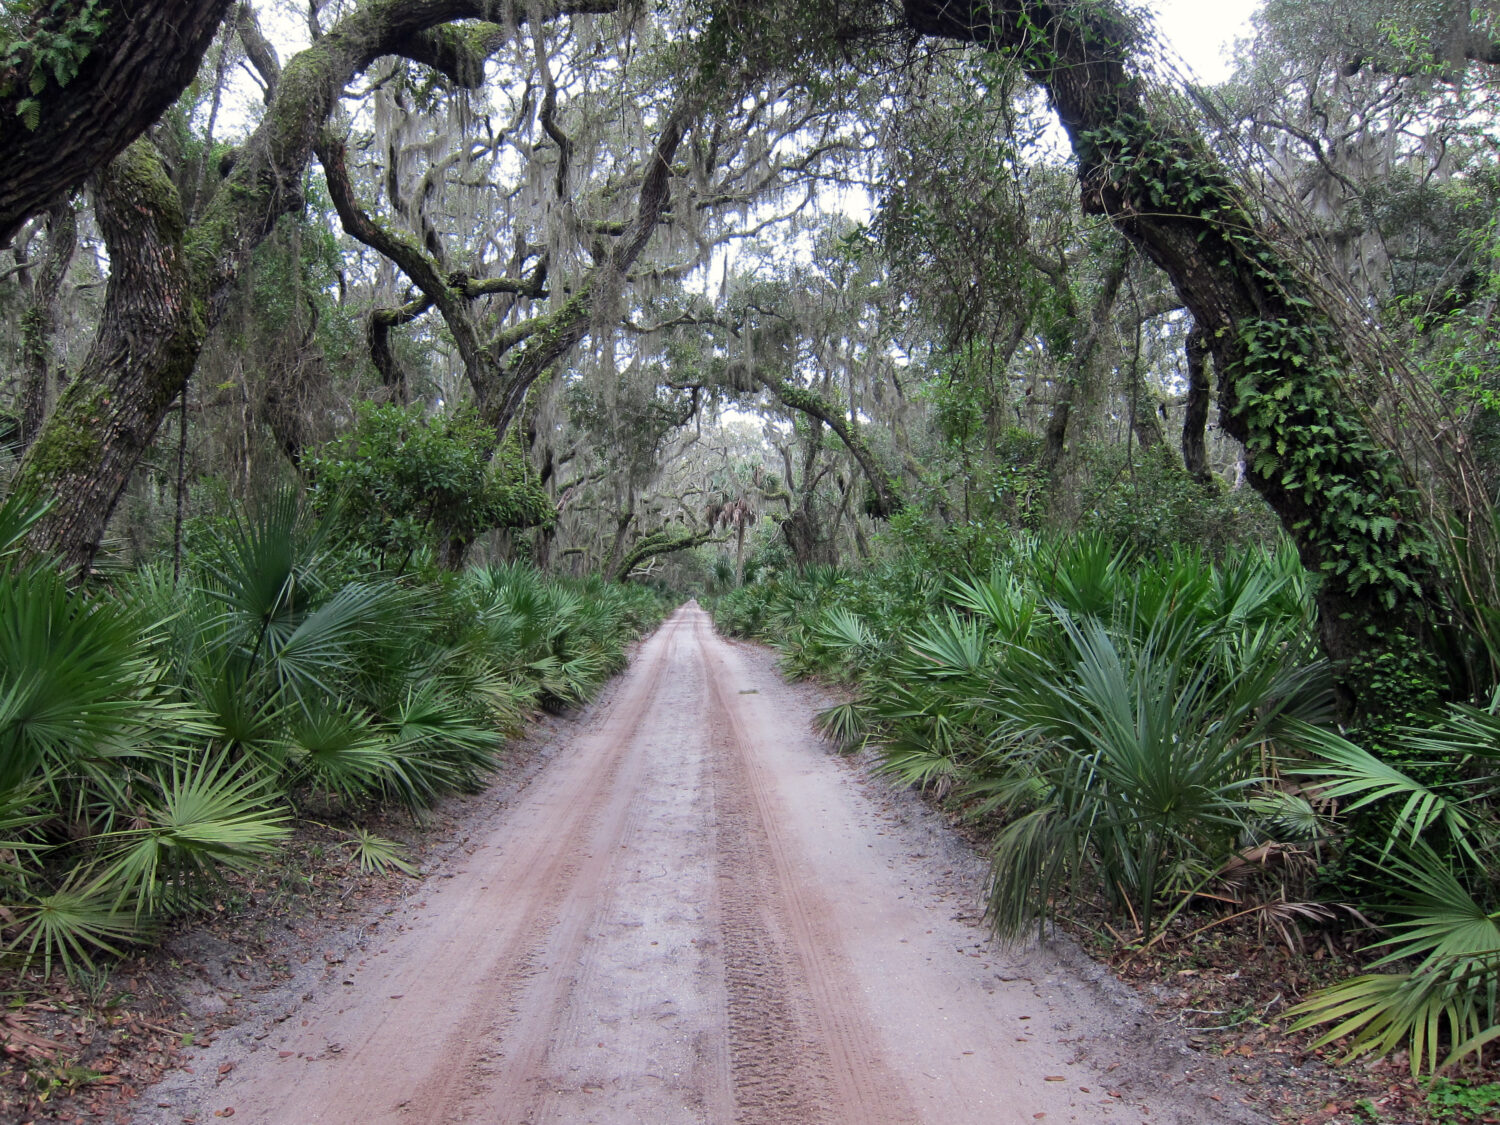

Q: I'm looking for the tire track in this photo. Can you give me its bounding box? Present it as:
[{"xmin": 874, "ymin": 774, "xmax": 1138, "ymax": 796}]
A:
[
  {"xmin": 406, "ymin": 614, "xmax": 681, "ymax": 1124},
  {"xmin": 696, "ymin": 611, "xmax": 917, "ymax": 1125},
  {"xmin": 430, "ymin": 603, "xmax": 737, "ymax": 1125},
  {"xmin": 707, "ymin": 714, "xmax": 833, "ymax": 1124},
  {"xmin": 133, "ymin": 603, "xmax": 1267, "ymax": 1125},
  {"xmin": 485, "ymin": 617, "xmax": 719, "ymax": 1125},
  {"xmin": 174, "ymin": 613, "xmax": 683, "ymax": 1124}
]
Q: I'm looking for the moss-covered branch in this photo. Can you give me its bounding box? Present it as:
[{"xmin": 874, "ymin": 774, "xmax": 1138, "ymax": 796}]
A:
[
  {"xmin": 18, "ymin": 0, "xmax": 619, "ymax": 572},
  {"xmin": 608, "ymin": 527, "xmax": 724, "ymax": 582},
  {"xmin": 317, "ymin": 132, "xmax": 488, "ymax": 381},
  {"xmin": 757, "ymin": 374, "xmax": 902, "ymax": 519},
  {"xmin": 15, "ymin": 140, "xmax": 204, "ymax": 571}
]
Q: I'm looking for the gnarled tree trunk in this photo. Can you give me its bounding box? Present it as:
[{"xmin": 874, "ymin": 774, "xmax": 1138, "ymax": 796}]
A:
[
  {"xmin": 903, "ymin": 0, "xmax": 1434, "ymax": 677},
  {"xmin": 757, "ymin": 374, "xmax": 903, "ymax": 518},
  {"xmin": 18, "ymin": 202, "xmax": 77, "ymax": 449},
  {"xmin": 19, "ymin": 142, "xmax": 203, "ymax": 572},
  {"xmin": 15, "ymin": 0, "xmax": 616, "ymax": 572},
  {"xmin": 1181, "ymin": 323, "xmax": 1213, "ymax": 486},
  {"xmin": 0, "ymin": 0, "xmax": 231, "ymax": 245}
]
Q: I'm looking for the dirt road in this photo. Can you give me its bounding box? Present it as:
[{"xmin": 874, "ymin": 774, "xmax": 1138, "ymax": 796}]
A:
[{"xmin": 132, "ymin": 603, "xmax": 1263, "ymax": 1125}]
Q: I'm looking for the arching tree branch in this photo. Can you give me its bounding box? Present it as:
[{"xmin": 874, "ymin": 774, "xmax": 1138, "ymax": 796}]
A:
[
  {"xmin": 608, "ymin": 527, "xmax": 724, "ymax": 582},
  {"xmin": 755, "ymin": 374, "xmax": 902, "ymax": 518},
  {"xmin": 0, "ymin": 0, "xmax": 232, "ymax": 244}
]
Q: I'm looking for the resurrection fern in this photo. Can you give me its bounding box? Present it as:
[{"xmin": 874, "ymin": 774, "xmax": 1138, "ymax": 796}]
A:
[{"xmin": 0, "ymin": 0, "xmax": 111, "ymax": 129}]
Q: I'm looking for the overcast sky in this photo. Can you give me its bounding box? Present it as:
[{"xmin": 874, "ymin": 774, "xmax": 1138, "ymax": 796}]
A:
[{"xmin": 1152, "ymin": 0, "xmax": 1263, "ymax": 81}]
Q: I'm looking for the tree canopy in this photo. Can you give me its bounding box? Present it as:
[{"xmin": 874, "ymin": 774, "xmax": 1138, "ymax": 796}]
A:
[{"xmin": 8, "ymin": 0, "xmax": 1500, "ymax": 1090}]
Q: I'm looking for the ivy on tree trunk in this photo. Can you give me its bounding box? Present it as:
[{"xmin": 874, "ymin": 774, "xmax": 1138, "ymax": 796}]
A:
[{"xmin": 902, "ymin": 0, "xmax": 1433, "ymax": 681}]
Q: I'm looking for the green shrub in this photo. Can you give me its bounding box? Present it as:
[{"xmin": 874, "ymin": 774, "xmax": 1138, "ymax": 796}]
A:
[
  {"xmin": 305, "ymin": 403, "xmax": 553, "ymax": 567},
  {"xmin": 717, "ymin": 529, "xmax": 1337, "ymax": 945},
  {"xmin": 1074, "ymin": 443, "xmax": 1280, "ymax": 558},
  {"xmin": 0, "ymin": 487, "xmax": 664, "ymax": 977}
]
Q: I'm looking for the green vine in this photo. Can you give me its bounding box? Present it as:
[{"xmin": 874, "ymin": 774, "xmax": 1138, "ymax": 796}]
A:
[
  {"xmin": 1077, "ymin": 110, "xmax": 1431, "ymax": 619},
  {"xmin": 1235, "ymin": 318, "xmax": 1426, "ymax": 610}
]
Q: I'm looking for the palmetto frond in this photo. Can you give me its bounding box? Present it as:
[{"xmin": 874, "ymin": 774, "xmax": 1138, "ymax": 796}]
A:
[
  {"xmin": 0, "ymin": 491, "xmax": 50, "ymax": 565},
  {"xmin": 0, "ymin": 566, "xmax": 165, "ymax": 797},
  {"xmin": 1291, "ymin": 724, "xmax": 1477, "ymax": 857},
  {"xmin": 6, "ymin": 874, "xmax": 140, "ymax": 978},
  {"xmin": 285, "ymin": 705, "xmax": 395, "ymax": 804},
  {"xmin": 815, "ymin": 700, "xmax": 869, "ymax": 751},
  {"xmin": 100, "ymin": 753, "xmax": 289, "ymax": 917},
  {"xmin": 343, "ymin": 828, "xmax": 417, "ymax": 876},
  {"xmin": 1290, "ymin": 842, "xmax": 1500, "ymax": 1074}
]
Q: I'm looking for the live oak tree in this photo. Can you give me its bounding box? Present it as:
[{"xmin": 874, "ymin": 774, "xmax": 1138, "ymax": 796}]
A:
[
  {"xmin": 1229, "ymin": 0, "xmax": 1500, "ymax": 302},
  {"xmin": 307, "ymin": 4, "xmax": 855, "ymax": 442},
  {"xmin": 6, "ymin": 200, "xmax": 79, "ymax": 450},
  {"xmin": 536, "ymin": 355, "xmax": 717, "ymax": 580},
  {"xmin": 0, "ymin": 0, "xmax": 230, "ymax": 244},
  {"xmin": 5, "ymin": 0, "xmax": 1487, "ymax": 691},
  {"xmin": 1255, "ymin": 0, "xmax": 1500, "ymax": 79},
  {"xmin": 12, "ymin": 0, "xmax": 861, "ymax": 574},
  {"xmin": 898, "ymin": 0, "xmax": 1451, "ymax": 682},
  {"xmin": 1224, "ymin": 0, "xmax": 1500, "ymax": 676},
  {"xmin": 876, "ymin": 77, "xmax": 1147, "ymax": 495},
  {"xmin": 11, "ymin": 0, "xmax": 618, "ymax": 572}
]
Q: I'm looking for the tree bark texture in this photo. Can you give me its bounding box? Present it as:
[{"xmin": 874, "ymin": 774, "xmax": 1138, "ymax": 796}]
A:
[
  {"xmin": 1129, "ymin": 382, "xmax": 1163, "ymax": 452},
  {"xmin": 781, "ymin": 502, "xmax": 834, "ymax": 570},
  {"xmin": 903, "ymin": 0, "xmax": 1432, "ymax": 671},
  {"xmin": 16, "ymin": 0, "xmax": 616, "ymax": 571},
  {"xmin": 0, "ymin": 0, "xmax": 232, "ymax": 245},
  {"xmin": 18, "ymin": 202, "xmax": 77, "ymax": 449},
  {"xmin": 18, "ymin": 141, "xmax": 203, "ymax": 572},
  {"xmin": 1181, "ymin": 322, "xmax": 1213, "ymax": 486}
]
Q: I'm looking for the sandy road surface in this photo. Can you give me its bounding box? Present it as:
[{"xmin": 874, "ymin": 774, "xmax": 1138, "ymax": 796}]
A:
[{"xmin": 132, "ymin": 603, "xmax": 1264, "ymax": 1125}]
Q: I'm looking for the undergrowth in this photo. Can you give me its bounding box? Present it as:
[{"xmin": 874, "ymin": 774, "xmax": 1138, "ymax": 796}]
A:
[{"xmin": 712, "ymin": 529, "xmax": 1500, "ymax": 1078}]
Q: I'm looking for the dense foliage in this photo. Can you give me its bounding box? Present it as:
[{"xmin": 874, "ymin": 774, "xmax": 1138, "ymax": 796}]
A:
[
  {"xmin": 713, "ymin": 526, "xmax": 1500, "ymax": 1074},
  {"xmin": 6, "ymin": 0, "xmax": 1500, "ymax": 1097},
  {"xmin": 305, "ymin": 403, "xmax": 554, "ymax": 568},
  {"xmin": 0, "ymin": 491, "xmax": 666, "ymax": 975}
]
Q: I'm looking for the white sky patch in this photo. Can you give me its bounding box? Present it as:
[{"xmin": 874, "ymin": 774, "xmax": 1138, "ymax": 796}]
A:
[{"xmin": 1149, "ymin": 0, "xmax": 1264, "ymax": 83}]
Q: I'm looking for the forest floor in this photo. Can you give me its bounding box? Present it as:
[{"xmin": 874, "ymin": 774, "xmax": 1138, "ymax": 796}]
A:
[{"xmin": 1, "ymin": 602, "xmax": 1489, "ymax": 1124}]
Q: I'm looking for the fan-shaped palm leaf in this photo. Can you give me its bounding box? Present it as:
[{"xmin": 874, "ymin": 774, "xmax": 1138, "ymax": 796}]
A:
[
  {"xmin": 101, "ymin": 753, "xmax": 289, "ymax": 916},
  {"xmin": 906, "ymin": 610, "xmax": 992, "ymax": 678},
  {"xmin": 6, "ymin": 874, "xmax": 140, "ymax": 978},
  {"xmin": 815, "ymin": 699, "xmax": 870, "ymax": 751},
  {"xmin": 285, "ymin": 707, "xmax": 393, "ymax": 804},
  {"xmin": 0, "ymin": 491, "xmax": 50, "ymax": 566},
  {"xmin": 1290, "ymin": 723, "xmax": 1475, "ymax": 857},
  {"xmin": 1290, "ymin": 843, "xmax": 1500, "ymax": 1074},
  {"xmin": 343, "ymin": 828, "xmax": 417, "ymax": 876},
  {"xmin": 0, "ymin": 567, "xmax": 162, "ymax": 797}
]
